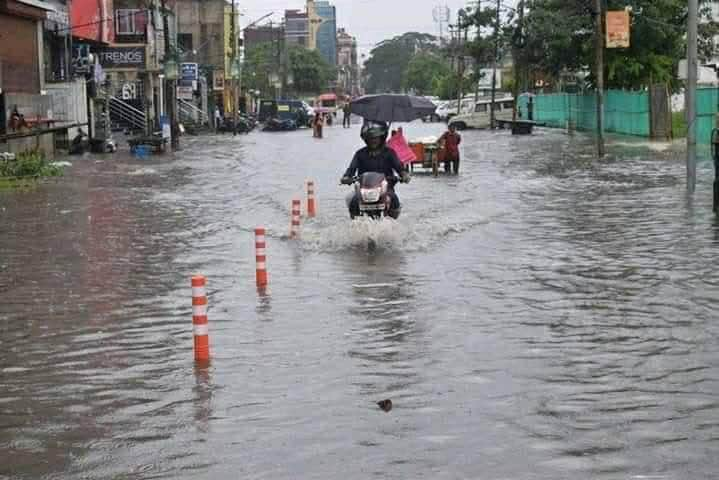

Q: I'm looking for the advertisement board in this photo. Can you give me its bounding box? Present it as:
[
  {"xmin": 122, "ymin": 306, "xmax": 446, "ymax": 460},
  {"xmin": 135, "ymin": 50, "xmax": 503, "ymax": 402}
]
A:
[
  {"xmin": 606, "ymin": 11, "xmax": 630, "ymax": 49},
  {"xmin": 97, "ymin": 46, "xmax": 146, "ymax": 69}
]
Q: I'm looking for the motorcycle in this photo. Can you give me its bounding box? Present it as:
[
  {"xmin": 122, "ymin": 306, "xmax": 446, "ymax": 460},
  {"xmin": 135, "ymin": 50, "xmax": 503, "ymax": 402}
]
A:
[
  {"xmin": 218, "ymin": 115, "xmax": 254, "ymax": 134},
  {"xmin": 344, "ymin": 172, "xmax": 403, "ymax": 220},
  {"xmin": 262, "ymin": 117, "xmax": 297, "ymax": 132}
]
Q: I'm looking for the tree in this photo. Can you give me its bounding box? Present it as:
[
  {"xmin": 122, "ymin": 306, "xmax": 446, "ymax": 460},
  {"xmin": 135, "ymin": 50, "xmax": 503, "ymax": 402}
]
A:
[
  {"xmin": 364, "ymin": 32, "xmax": 439, "ymax": 93},
  {"xmin": 403, "ymin": 53, "xmax": 451, "ymax": 95},
  {"xmin": 242, "ymin": 42, "xmax": 274, "ymax": 95},
  {"xmin": 288, "ymin": 46, "xmax": 335, "ymax": 95},
  {"xmin": 518, "ymin": 0, "xmax": 719, "ymax": 91},
  {"xmin": 242, "ymin": 43, "xmax": 335, "ymax": 97}
]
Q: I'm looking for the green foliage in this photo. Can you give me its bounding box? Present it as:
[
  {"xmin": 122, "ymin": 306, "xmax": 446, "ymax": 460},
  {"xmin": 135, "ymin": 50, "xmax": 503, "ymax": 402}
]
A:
[
  {"xmin": 364, "ymin": 32, "xmax": 440, "ymax": 93},
  {"xmin": 0, "ymin": 149, "xmax": 63, "ymax": 180},
  {"xmin": 516, "ymin": 0, "xmax": 719, "ymax": 90},
  {"xmin": 402, "ymin": 53, "xmax": 451, "ymax": 95},
  {"xmin": 288, "ymin": 47, "xmax": 335, "ymax": 94},
  {"xmin": 434, "ymin": 74, "xmax": 476, "ymax": 101},
  {"xmin": 241, "ymin": 43, "xmax": 335, "ymax": 96},
  {"xmin": 672, "ymin": 110, "xmax": 687, "ymax": 138},
  {"xmin": 242, "ymin": 42, "xmax": 275, "ymax": 95}
]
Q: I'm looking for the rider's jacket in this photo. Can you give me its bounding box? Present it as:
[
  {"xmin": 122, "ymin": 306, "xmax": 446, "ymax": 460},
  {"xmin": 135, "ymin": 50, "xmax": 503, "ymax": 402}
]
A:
[{"xmin": 343, "ymin": 145, "xmax": 404, "ymax": 179}]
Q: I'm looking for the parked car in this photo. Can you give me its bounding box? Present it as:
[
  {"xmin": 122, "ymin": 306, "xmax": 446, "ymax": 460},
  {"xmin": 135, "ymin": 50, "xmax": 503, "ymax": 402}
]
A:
[
  {"xmin": 423, "ymin": 98, "xmax": 442, "ymax": 122},
  {"xmin": 448, "ymin": 96, "xmax": 515, "ymax": 130},
  {"xmin": 436, "ymin": 100, "xmax": 458, "ymax": 122}
]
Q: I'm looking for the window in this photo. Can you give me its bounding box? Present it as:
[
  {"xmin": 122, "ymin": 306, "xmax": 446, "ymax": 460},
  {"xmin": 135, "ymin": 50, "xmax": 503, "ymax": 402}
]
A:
[
  {"xmin": 115, "ymin": 9, "xmax": 147, "ymax": 36},
  {"xmin": 475, "ymin": 104, "xmax": 488, "ymax": 113},
  {"xmin": 503, "ymin": 101, "xmax": 514, "ymax": 110},
  {"xmin": 493, "ymin": 103, "xmax": 502, "ymax": 111},
  {"xmin": 178, "ymin": 33, "xmax": 193, "ymax": 53}
]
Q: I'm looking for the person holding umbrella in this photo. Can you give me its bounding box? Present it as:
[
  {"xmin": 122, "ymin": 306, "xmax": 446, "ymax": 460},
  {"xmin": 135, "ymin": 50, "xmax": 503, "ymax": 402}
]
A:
[{"xmin": 340, "ymin": 120, "xmax": 410, "ymax": 219}]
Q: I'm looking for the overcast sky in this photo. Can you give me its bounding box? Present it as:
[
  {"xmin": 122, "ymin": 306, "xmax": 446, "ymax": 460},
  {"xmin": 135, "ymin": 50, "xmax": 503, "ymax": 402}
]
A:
[{"xmin": 236, "ymin": 0, "xmax": 476, "ymax": 56}]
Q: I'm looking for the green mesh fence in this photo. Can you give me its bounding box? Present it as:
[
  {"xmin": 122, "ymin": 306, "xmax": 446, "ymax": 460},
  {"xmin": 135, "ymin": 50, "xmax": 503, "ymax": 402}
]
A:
[
  {"xmin": 519, "ymin": 90, "xmax": 650, "ymax": 137},
  {"xmin": 696, "ymin": 88, "xmax": 718, "ymax": 146}
]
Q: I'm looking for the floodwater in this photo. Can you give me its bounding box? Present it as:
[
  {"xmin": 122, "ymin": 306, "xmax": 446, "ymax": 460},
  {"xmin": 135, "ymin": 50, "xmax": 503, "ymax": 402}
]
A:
[{"xmin": 1, "ymin": 123, "xmax": 718, "ymax": 479}]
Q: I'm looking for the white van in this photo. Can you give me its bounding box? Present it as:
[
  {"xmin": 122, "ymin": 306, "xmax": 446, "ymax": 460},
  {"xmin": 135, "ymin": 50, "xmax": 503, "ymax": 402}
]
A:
[
  {"xmin": 435, "ymin": 96, "xmax": 478, "ymax": 122},
  {"xmin": 448, "ymin": 96, "xmax": 515, "ymax": 130}
]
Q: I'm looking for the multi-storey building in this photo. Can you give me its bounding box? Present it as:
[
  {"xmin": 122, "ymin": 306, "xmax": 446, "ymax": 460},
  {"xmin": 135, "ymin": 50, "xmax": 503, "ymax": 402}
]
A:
[{"xmin": 285, "ymin": 9, "xmax": 308, "ymax": 48}]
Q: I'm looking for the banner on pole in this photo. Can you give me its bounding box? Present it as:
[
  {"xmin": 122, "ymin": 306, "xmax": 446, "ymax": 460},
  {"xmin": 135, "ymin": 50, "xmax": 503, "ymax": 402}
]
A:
[{"xmin": 606, "ymin": 11, "xmax": 630, "ymax": 48}]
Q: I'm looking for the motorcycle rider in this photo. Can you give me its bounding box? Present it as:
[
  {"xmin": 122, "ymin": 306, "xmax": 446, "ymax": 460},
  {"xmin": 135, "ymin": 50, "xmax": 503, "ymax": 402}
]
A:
[{"xmin": 341, "ymin": 120, "xmax": 410, "ymax": 219}]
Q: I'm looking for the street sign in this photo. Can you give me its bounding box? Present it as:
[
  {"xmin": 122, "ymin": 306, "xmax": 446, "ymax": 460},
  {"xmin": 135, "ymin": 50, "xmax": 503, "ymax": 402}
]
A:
[
  {"xmin": 606, "ymin": 11, "xmax": 630, "ymax": 49},
  {"xmin": 177, "ymin": 86, "xmax": 194, "ymax": 100},
  {"xmin": 181, "ymin": 63, "xmax": 198, "ymax": 81}
]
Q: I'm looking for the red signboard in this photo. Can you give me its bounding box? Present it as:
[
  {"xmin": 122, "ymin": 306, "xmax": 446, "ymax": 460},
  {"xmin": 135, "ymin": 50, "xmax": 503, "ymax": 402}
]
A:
[{"xmin": 71, "ymin": 0, "xmax": 114, "ymax": 44}]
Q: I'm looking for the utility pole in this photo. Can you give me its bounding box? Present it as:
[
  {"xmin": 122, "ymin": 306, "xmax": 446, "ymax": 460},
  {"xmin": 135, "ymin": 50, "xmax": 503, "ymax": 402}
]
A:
[
  {"xmin": 455, "ymin": 10, "xmax": 467, "ymax": 116},
  {"xmin": 687, "ymin": 0, "xmax": 698, "ymax": 193},
  {"xmin": 231, "ymin": 0, "xmax": 239, "ymax": 134},
  {"xmin": 161, "ymin": 0, "xmax": 179, "ymax": 150},
  {"xmin": 594, "ymin": 0, "xmax": 605, "ymax": 157},
  {"xmin": 512, "ymin": 0, "xmax": 525, "ymax": 121},
  {"xmin": 490, "ymin": 0, "xmax": 500, "ymax": 129}
]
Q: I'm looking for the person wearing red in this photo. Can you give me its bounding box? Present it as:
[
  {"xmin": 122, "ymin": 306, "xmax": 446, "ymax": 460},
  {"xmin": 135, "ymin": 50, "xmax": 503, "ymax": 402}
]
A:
[{"xmin": 439, "ymin": 124, "xmax": 462, "ymax": 174}]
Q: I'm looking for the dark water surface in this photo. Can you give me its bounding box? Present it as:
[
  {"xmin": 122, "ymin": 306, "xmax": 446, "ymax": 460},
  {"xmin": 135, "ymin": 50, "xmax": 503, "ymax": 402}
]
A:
[{"xmin": 1, "ymin": 125, "xmax": 718, "ymax": 479}]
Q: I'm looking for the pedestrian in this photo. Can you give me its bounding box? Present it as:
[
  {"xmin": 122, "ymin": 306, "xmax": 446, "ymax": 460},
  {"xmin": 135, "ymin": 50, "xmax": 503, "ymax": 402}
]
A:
[
  {"xmin": 214, "ymin": 105, "xmax": 222, "ymax": 132},
  {"xmin": 342, "ymin": 103, "xmax": 351, "ymax": 128},
  {"xmin": 439, "ymin": 123, "xmax": 462, "ymax": 174},
  {"xmin": 325, "ymin": 112, "xmax": 333, "ymax": 127},
  {"xmin": 313, "ymin": 113, "xmax": 324, "ymax": 138}
]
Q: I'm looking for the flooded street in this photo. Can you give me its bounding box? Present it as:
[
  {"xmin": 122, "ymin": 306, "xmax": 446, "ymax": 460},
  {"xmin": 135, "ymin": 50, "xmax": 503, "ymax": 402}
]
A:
[{"xmin": 1, "ymin": 123, "xmax": 718, "ymax": 479}]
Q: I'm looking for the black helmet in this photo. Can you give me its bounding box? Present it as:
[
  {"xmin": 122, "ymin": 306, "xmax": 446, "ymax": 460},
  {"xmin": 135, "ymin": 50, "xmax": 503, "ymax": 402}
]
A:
[{"xmin": 360, "ymin": 120, "xmax": 389, "ymax": 142}]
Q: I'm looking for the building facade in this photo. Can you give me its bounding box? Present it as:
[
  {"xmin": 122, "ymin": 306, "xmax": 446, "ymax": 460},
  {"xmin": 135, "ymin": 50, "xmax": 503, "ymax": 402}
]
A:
[
  {"xmin": 336, "ymin": 27, "xmax": 358, "ymax": 96},
  {"xmin": 284, "ymin": 9, "xmax": 308, "ymax": 48},
  {"xmin": 306, "ymin": 0, "xmax": 336, "ymax": 66},
  {"xmin": 314, "ymin": 1, "xmax": 336, "ymax": 66},
  {"xmin": 243, "ymin": 24, "xmax": 284, "ymax": 53},
  {"xmin": 174, "ymin": 0, "xmax": 233, "ymax": 117}
]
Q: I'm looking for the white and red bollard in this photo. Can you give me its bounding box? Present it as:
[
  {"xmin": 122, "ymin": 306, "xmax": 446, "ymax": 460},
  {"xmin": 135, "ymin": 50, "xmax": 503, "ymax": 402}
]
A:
[
  {"xmin": 306, "ymin": 180, "xmax": 317, "ymax": 218},
  {"xmin": 255, "ymin": 227, "xmax": 269, "ymax": 287},
  {"xmin": 191, "ymin": 275, "xmax": 210, "ymax": 362},
  {"xmin": 290, "ymin": 199, "xmax": 301, "ymax": 239}
]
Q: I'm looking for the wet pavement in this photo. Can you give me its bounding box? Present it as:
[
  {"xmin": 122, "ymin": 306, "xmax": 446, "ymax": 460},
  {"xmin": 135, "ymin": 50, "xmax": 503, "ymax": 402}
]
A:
[{"xmin": 1, "ymin": 123, "xmax": 718, "ymax": 479}]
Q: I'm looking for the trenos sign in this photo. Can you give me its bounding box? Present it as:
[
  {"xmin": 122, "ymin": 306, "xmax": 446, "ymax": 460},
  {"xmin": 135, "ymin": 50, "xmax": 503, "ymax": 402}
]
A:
[{"xmin": 97, "ymin": 47, "xmax": 147, "ymax": 69}]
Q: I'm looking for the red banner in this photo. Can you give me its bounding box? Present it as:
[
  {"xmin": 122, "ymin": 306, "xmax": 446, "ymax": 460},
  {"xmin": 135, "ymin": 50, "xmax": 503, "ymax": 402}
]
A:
[{"xmin": 71, "ymin": 0, "xmax": 114, "ymax": 44}]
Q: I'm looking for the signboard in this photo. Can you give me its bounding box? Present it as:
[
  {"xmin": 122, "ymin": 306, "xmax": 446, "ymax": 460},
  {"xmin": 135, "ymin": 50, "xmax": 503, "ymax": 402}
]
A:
[
  {"xmin": 213, "ymin": 71, "xmax": 225, "ymax": 91},
  {"xmin": 477, "ymin": 68, "xmax": 501, "ymax": 89},
  {"xmin": 181, "ymin": 63, "xmax": 198, "ymax": 82},
  {"xmin": 97, "ymin": 47, "xmax": 146, "ymax": 69},
  {"xmin": 606, "ymin": 11, "xmax": 630, "ymax": 49},
  {"xmin": 177, "ymin": 86, "xmax": 194, "ymax": 100},
  {"xmin": 72, "ymin": 44, "xmax": 92, "ymax": 74}
]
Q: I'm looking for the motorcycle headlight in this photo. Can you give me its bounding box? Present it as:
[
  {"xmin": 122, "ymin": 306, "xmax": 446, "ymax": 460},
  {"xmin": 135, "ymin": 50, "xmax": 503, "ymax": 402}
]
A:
[{"xmin": 360, "ymin": 187, "xmax": 382, "ymax": 203}]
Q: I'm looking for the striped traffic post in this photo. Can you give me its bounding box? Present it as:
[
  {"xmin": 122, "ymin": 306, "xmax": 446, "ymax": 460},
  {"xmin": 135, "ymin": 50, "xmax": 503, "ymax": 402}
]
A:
[
  {"xmin": 191, "ymin": 275, "xmax": 210, "ymax": 362},
  {"xmin": 307, "ymin": 180, "xmax": 317, "ymax": 218},
  {"xmin": 290, "ymin": 199, "xmax": 301, "ymax": 239},
  {"xmin": 255, "ymin": 227, "xmax": 268, "ymax": 287}
]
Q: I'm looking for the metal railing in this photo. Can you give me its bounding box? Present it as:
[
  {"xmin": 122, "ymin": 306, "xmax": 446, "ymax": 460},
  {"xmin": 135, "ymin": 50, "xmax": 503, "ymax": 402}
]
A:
[
  {"xmin": 108, "ymin": 96, "xmax": 147, "ymax": 132},
  {"xmin": 177, "ymin": 99, "xmax": 209, "ymax": 125}
]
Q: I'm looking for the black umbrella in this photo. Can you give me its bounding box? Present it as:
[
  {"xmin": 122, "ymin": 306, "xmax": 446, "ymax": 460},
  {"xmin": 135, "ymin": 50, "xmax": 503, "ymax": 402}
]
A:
[{"xmin": 350, "ymin": 94, "xmax": 437, "ymax": 123}]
